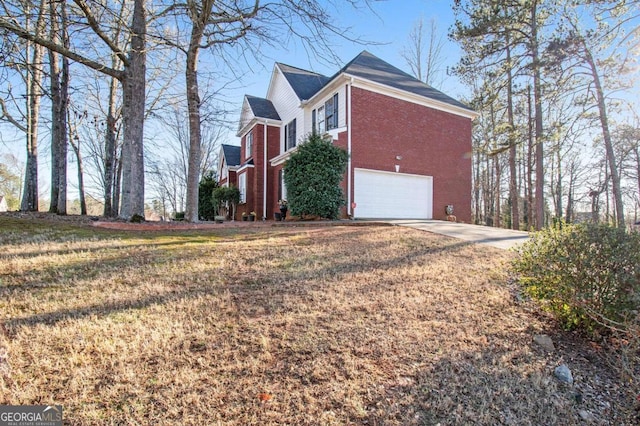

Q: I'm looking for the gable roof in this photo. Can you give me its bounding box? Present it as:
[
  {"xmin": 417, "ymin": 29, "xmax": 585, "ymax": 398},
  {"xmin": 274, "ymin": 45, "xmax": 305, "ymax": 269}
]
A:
[
  {"xmin": 221, "ymin": 144, "xmax": 241, "ymax": 167},
  {"xmin": 338, "ymin": 51, "xmax": 473, "ymax": 112},
  {"xmin": 245, "ymin": 95, "xmax": 281, "ymax": 120},
  {"xmin": 276, "ymin": 63, "xmax": 330, "ymax": 101}
]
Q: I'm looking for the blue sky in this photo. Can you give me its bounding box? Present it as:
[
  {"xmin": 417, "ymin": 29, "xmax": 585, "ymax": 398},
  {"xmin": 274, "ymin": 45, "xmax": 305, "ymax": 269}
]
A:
[
  {"xmin": 237, "ymin": 0, "xmax": 464, "ymax": 101},
  {"xmin": 220, "ymin": 0, "xmax": 465, "ymax": 144}
]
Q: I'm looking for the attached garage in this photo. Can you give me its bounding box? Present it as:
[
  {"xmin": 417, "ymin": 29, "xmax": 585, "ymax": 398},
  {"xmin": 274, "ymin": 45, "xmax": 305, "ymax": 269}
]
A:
[{"xmin": 353, "ymin": 168, "xmax": 433, "ymax": 219}]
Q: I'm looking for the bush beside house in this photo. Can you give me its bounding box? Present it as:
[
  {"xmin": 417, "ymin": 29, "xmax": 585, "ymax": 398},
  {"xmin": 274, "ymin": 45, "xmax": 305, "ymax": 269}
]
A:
[
  {"xmin": 284, "ymin": 134, "xmax": 348, "ymax": 220},
  {"xmin": 198, "ymin": 171, "xmax": 218, "ymax": 221}
]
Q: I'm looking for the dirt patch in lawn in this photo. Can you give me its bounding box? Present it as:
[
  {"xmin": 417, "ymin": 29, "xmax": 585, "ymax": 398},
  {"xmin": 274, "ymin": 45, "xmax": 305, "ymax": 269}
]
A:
[{"xmin": 0, "ymin": 214, "xmax": 636, "ymax": 424}]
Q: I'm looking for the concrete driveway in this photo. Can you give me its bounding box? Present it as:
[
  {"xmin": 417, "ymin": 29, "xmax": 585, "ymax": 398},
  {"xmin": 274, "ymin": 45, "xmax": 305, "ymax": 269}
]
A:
[{"xmin": 386, "ymin": 219, "xmax": 531, "ymax": 250}]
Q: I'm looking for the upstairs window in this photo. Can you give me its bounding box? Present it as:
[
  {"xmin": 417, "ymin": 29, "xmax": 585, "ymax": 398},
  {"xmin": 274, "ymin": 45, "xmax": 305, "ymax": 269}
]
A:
[
  {"xmin": 313, "ymin": 93, "xmax": 339, "ymax": 134},
  {"xmin": 317, "ymin": 106, "xmax": 325, "ymax": 134},
  {"xmin": 325, "ymin": 93, "xmax": 339, "ymax": 130},
  {"xmin": 238, "ymin": 173, "xmax": 246, "ymax": 203},
  {"xmin": 245, "ymin": 131, "xmax": 253, "ymax": 159},
  {"xmin": 285, "ymin": 118, "xmax": 297, "ymax": 151}
]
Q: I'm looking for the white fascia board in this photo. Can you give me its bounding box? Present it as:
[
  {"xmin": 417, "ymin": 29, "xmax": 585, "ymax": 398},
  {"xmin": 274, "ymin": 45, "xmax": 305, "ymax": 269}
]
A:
[
  {"xmin": 269, "ymin": 145, "xmax": 299, "ymax": 167},
  {"xmin": 344, "ymin": 73, "xmax": 479, "ymax": 120},
  {"xmin": 237, "ymin": 117, "xmax": 282, "ymax": 138},
  {"xmin": 237, "ymin": 163, "xmax": 255, "ymax": 173},
  {"xmin": 237, "ymin": 117, "xmax": 257, "ymax": 138},
  {"xmin": 305, "ymin": 74, "xmax": 350, "ymax": 106}
]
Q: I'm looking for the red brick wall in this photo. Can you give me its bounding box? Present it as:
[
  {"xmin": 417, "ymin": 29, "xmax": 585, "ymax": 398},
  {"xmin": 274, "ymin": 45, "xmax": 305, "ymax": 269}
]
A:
[
  {"xmin": 251, "ymin": 125, "xmax": 265, "ymax": 219},
  {"xmin": 350, "ymin": 87, "xmax": 472, "ymax": 222},
  {"xmin": 238, "ymin": 124, "xmax": 282, "ymax": 220},
  {"xmin": 267, "ymin": 125, "xmax": 281, "ymax": 218}
]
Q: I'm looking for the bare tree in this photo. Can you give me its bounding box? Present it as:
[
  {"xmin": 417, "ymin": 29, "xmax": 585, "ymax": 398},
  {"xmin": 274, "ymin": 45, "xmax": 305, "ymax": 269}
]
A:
[
  {"xmin": 0, "ymin": 0, "xmax": 150, "ymax": 219},
  {"xmin": 15, "ymin": 0, "xmax": 47, "ymax": 212},
  {"xmin": 546, "ymin": 4, "xmax": 634, "ymax": 228},
  {"xmin": 401, "ymin": 17, "xmax": 446, "ymax": 88},
  {"xmin": 48, "ymin": 0, "xmax": 70, "ymax": 215}
]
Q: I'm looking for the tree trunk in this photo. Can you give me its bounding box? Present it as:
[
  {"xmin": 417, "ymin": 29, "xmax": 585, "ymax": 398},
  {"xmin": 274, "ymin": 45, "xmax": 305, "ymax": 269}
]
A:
[
  {"xmin": 474, "ymin": 148, "xmax": 481, "ymax": 224},
  {"xmin": 49, "ymin": 35, "xmax": 60, "ymax": 213},
  {"xmin": 119, "ymin": 0, "xmax": 146, "ymax": 220},
  {"xmin": 185, "ymin": 24, "xmax": 204, "ymax": 223},
  {"xmin": 21, "ymin": 0, "xmax": 47, "ymax": 212},
  {"xmin": 583, "ymin": 43, "xmax": 625, "ymax": 229},
  {"xmin": 103, "ymin": 75, "xmax": 119, "ymax": 217},
  {"xmin": 49, "ymin": 0, "xmax": 69, "ymax": 215},
  {"xmin": 530, "ymin": 1, "xmax": 545, "ymax": 230},
  {"xmin": 506, "ymin": 41, "xmax": 519, "ymax": 230},
  {"xmin": 494, "ymin": 155, "xmax": 501, "ymax": 227},
  {"xmin": 113, "ymin": 155, "xmax": 122, "ymax": 215},
  {"xmin": 525, "ymin": 84, "xmax": 534, "ymax": 230},
  {"xmin": 555, "ymin": 147, "xmax": 562, "ymax": 220},
  {"xmin": 565, "ymin": 162, "xmax": 574, "ymax": 223},
  {"xmin": 70, "ymin": 135, "xmax": 87, "ymax": 215}
]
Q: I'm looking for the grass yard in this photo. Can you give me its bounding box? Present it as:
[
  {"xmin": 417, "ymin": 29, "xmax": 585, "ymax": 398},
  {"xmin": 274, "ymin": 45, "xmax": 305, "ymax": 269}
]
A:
[{"xmin": 0, "ymin": 214, "xmax": 634, "ymax": 424}]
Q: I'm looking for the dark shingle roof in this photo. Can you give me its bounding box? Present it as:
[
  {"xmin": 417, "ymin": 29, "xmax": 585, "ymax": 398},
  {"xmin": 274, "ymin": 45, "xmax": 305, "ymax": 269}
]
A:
[
  {"xmin": 221, "ymin": 144, "xmax": 241, "ymax": 167},
  {"xmin": 277, "ymin": 63, "xmax": 330, "ymax": 101},
  {"xmin": 246, "ymin": 95, "xmax": 281, "ymax": 120},
  {"xmin": 339, "ymin": 51, "xmax": 473, "ymax": 112}
]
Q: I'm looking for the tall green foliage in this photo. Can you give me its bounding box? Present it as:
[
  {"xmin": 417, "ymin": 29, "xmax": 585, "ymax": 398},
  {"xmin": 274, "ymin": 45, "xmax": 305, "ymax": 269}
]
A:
[
  {"xmin": 198, "ymin": 170, "xmax": 218, "ymax": 220},
  {"xmin": 213, "ymin": 186, "xmax": 240, "ymax": 219},
  {"xmin": 512, "ymin": 222, "xmax": 640, "ymax": 333},
  {"xmin": 0, "ymin": 161, "xmax": 22, "ymax": 210},
  {"xmin": 283, "ymin": 134, "xmax": 348, "ymax": 220}
]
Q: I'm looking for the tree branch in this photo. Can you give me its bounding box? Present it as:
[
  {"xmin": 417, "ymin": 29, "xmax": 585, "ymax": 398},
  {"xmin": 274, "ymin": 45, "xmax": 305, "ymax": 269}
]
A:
[
  {"xmin": 0, "ymin": 17, "xmax": 123, "ymax": 80},
  {"xmin": 0, "ymin": 98, "xmax": 27, "ymax": 132},
  {"xmin": 72, "ymin": 0, "xmax": 130, "ymax": 67}
]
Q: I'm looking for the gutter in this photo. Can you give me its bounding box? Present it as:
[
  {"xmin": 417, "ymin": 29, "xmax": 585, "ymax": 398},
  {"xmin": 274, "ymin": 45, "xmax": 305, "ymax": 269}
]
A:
[{"xmin": 348, "ymin": 77, "xmax": 353, "ymax": 217}]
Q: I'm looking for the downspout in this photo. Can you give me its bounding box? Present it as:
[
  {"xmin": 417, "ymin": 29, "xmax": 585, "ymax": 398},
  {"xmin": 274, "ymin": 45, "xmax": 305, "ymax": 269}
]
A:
[
  {"xmin": 263, "ymin": 120, "xmax": 268, "ymax": 220},
  {"xmin": 347, "ymin": 78, "xmax": 353, "ymax": 218}
]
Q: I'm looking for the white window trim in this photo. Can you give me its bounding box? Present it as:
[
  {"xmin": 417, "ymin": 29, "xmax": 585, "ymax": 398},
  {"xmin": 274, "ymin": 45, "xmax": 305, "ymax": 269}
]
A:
[
  {"xmin": 238, "ymin": 172, "xmax": 247, "ymax": 203},
  {"xmin": 245, "ymin": 131, "xmax": 253, "ymax": 159}
]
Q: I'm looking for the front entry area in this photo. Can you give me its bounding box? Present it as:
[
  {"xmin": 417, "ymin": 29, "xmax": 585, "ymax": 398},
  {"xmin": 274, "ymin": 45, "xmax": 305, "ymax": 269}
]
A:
[{"xmin": 353, "ymin": 168, "xmax": 433, "ymax": 219}]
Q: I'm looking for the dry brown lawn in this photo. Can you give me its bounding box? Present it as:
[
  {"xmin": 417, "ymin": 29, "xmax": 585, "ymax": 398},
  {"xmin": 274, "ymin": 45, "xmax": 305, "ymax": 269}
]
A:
[{"xmin": 0, "ymin": 214, "xmax": 634, "ymax": 425}]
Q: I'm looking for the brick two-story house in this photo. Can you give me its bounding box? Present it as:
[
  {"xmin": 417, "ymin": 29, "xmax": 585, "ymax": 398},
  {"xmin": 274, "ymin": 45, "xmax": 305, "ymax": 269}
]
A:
[{"xmin": 218, "ymin": 51, "xmax": 477, "ymax": 221}]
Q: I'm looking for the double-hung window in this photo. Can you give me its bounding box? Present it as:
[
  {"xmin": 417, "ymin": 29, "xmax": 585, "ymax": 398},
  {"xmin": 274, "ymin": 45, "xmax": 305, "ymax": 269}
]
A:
[
  {"xmin": 238, "ymin": 173, "xmax": 246, "ymax": 203},
  {"xmin": 317, "ymin": 106, "xmax": 325, "ymax": 134},
  {"xmin": 313, "ymin": 93, "xmax": 338, "ymax": 134},
  {"xmin": 245, "ymin": 131, "xmax": 253, "ymax": 159},
  {"xmin": 285, "ymin": 118, "xmax": 297, "ymax": 151},
  {"xmin": 325, "ymin": 93, "xmax": 339, "ymax": 130}
]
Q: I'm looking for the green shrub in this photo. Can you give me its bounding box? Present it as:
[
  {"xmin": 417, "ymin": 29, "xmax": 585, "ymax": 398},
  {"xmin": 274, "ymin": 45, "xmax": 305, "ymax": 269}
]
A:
[
  {"xmin": 213, "ymin": 186, "xmax": 240, "ymax": 218},
  {"xmin": 130, "ymin": 214, "xmax": 144, "ymax": 223},
  {"xmin": 198, "ymin": 171, "xmax": 218, "ymax": 220},
  {"xmin": 283, "ymin": 134, "xmax": 348, "ymax": 220},
  {"xmin": 174, "ymin": 212, "xmax": 185, "ymax": 221},
  {"xmin": 512, "ymin": 222, "xmax": 640, "ymax": 333}
]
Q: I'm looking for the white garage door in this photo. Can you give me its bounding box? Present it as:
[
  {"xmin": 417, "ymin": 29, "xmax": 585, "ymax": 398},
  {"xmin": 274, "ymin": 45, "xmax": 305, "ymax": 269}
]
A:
[{"xmin": 354, "ymin": 168, "xmax": 433, "ymax": 219}]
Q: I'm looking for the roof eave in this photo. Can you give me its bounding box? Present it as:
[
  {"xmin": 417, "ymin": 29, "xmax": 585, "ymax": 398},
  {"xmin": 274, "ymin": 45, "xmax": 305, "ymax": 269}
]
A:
[
  {"xmin": 237, "ymin": 116, "xmax": 283, "ymax": 138},
  {"xmin": 344, "ymin": 73, "xmax": 478, "ymax": 120}
]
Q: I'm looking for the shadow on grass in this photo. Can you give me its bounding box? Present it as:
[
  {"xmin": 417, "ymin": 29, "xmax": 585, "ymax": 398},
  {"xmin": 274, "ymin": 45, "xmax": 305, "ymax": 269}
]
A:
[{"xmin": 2, "ymin": 227, "xmax": 472, "ymax": 335}]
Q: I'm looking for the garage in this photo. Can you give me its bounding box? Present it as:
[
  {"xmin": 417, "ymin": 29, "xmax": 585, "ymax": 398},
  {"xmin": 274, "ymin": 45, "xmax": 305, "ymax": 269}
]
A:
[{"xmin": 353, "ymin": 168, "xmax": 433, "ymax": 219}]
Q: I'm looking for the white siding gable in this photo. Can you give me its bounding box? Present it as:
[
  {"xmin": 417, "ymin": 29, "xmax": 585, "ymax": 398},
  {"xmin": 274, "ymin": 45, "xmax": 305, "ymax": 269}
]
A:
[
  {"xmin": 237, "ymin": 98, "xmax": 254, "ymax": 137},
  {"xmin": 267, "ymin": 66, "xmax": 305, "ymax": 153}
]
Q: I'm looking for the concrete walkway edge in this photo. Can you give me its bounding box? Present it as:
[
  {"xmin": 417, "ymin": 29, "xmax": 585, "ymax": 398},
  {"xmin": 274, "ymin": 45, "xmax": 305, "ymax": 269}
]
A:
[{"xmin": 386, "ymin": 219, "xmax": 531, "ymax": 250}]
